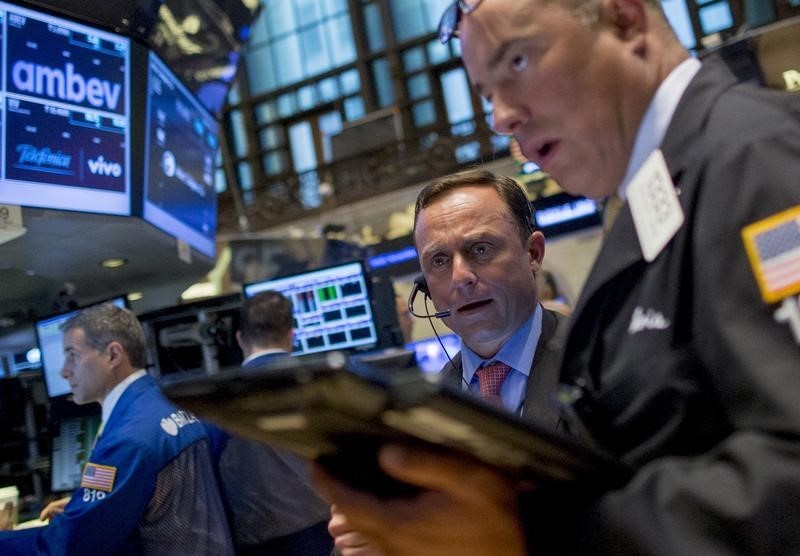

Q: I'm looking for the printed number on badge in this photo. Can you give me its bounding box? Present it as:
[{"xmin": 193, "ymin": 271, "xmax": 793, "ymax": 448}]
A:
[{"xmin": 83, "ymin": 488, "xmax": 107, "ymax": 502}]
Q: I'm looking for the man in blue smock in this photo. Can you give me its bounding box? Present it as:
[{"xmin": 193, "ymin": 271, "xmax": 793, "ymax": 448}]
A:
[{"xmin": 0, "ymin": 303, "xmax": 234, "ymax": 555}]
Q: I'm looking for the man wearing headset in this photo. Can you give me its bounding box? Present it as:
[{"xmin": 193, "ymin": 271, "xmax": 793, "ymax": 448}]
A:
[{"xmin": 328, "ymin": 168, "xmax": 569, "ymax": 555}]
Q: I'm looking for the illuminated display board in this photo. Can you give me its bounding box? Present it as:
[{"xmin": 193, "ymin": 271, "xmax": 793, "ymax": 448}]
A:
[
  {"xmin": 0, "ymin": 1, "xmax": 131, "ymax": 215},
  {"xmin": 143, "ymin": 51, "xmax": 218, "ymax": 258}
]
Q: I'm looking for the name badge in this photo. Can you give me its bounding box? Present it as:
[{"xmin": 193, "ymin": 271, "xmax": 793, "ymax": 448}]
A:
[{"xmin": 627, "ymin": 150, "xmax": 684, "ymax": 262}]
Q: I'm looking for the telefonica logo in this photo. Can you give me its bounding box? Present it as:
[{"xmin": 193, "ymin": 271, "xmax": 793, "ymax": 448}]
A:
[
  {"xmin": 16, "ymin": 144, "xmax": 72, "ymax": 169},
  {"xmin": 11, "ymin": 60, "xmax": 122, "ymax": 111},
  {"xmin": 87, "ymin": 155, "xmax": 123, "ymax": 177}
]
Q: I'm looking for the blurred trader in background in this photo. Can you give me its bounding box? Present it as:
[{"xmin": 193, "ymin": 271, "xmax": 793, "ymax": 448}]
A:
[
  {"xmin": 316, "ymin": 0, "xmax": 800, "ymax": 553},
  {"xmin": 0, "ymin": 303, "xmax": 233, "ymax": 554},
  {"xmin": 328, "ymin": 169, "xmax": 570, "ymax": 555},
  {"xmin": 206, "ymin": 290, "xmax": 333, "ymax": 555}
]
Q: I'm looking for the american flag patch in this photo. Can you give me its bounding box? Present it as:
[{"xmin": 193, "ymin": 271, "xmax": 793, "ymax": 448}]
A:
[
  {"xmin": 80, "ymin": 462, "xmax": 116, "ymax": 492},
  {"xmin": 742, "ymin": 206, "xmax": 800, "ymax": 303}
]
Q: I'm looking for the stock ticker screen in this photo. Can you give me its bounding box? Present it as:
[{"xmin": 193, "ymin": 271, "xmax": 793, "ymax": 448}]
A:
[
  {"xmin": 244, "ymin": 261, "xmax": 379, "ymax": 356},
  {"xmin": 143, "ymin": 51, "xmax": 218, "ymax": 258},
  {"xmin": 0, "ymin": 1, "xmax": 131, "ymax": 215}
]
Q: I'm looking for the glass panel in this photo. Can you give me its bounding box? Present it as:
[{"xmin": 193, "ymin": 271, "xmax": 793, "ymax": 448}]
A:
[
  {"xmin": 298, "ymin": 85, "xmax": 316, "ymax": 110},
  {"xmin": 273, "ymin": 34, "xmax": 304, "ymax": 87},
  {"xmin": 490, "ymin": 134, "xmax": 511, "ymax": 152},
  {"xmin": 323, "ymin": 0, "xmax": 349, "ymax": 15},
  {"xmin": 426, "ymin": 0, "xmax": 452, "ymax": 25},
  {"xmin": 214, "ymin": 168, "xmax": 227, "ymax": 193},
  {"xmin": 402, "ymin": 47, "xmax": 426, "ymax": 72},
  {"xmin": 412, "ymin": 99, "xmax": 436, "ymax": 127},
  {"xmin": 319, "ymin": 111, "xmax": 343, "ymax": 162},
  {"xmin": 245, "ymin": 47, "xmax": 277, "ymax": 95},
  {"xmin": 661, "ymin": 0, "xmax": 697, "ymax": 49},
  {"xmin": 440, "ymin": 68, "xmax": 474, "ymax": 124},
  {"xmin": 363, "ymin": 3, "xmax": 386, "ymax": 52},
  {"xmin": 255, "ymin": 101, "xmax": 277, "ymax": 125},
  {"xmin": 238, "ymin": 161, "xmax": 254, "ymax": 191},
  {"xmin": 266, "ymin": 1, "xmax": 297, "ymax": 37},
  {"xmin": 340, "ymin": 69, "xmax": 361, "ymax": 94},
  {"xmin": 299, "ymin": 171, "xmax": 322, "ymax": 208},
  {"xmin": 289, "ymin": 121, "xmax": 318, "ymax": 173},
  {"xmin": 229, "ymin": 110, "xmax": 249, "ymax": 157},
  {"xmin": 296, "ymin": 0, "xmax": 323, "ymax": 25},
  {"xmin": 259, "ymin": 126, "xmax": 284, "ymax": 150},
  {"xmin": 301, "ymin": 26, "xmax": 332, "ymax": 77},
  {"xmin": 326, "ymin": 15, "xmax": 357, "ymax": 66},
  {"xmin": 407, "ymin": 73, "xmax": 430, "ymax": 100},
  {"xmin": 227, "ymin": 80, "xmax": 241, "ymax": 106},
  {"xmin": 277, "ymin": 93, "xmax": 297, "ymax": 118},
  {"xmin": 371, "ymin": 57, "xmax": 395, "ymax": 107},
  {"xmin": 318, "ymin": 77, "xmax": 340, "ymax": 101},
  {"xmin": 427, "ymin": 39, "xmax": 450, "ymax": 64},
  {"xmin": 698, "ymin": 1, "xmax": 733, "ymax": 34},
  {"xmin": 455, "ymin": 140, "xmax": 480, "ymax": 164},
  {"xmin": 389, "ymin": 0, "xmax": 427, "ymax": 42},
  {"xmin": 344, "ymin": 95, "xmax": 365, "ymax": 120},
  {"xmin": 263, "ymin": 151, "xmax": 286, "ymax": 176},
  {"xmin": 248, "ymin": 12, "xmax": 270, "ymax": 45}
]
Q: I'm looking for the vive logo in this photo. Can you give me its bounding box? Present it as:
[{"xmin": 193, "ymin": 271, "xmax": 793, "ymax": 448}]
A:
[
  {"xmin": 11, "ymin": 60, "xmax": 122, "ymax": 111},
  {"xmin": 87, "ymin": 155, "xmax": 122, "ymax": 177}
]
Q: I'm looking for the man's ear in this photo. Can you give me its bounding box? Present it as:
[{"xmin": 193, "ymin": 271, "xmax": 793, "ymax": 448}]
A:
[
  {"xmin": 527, "ymin": 231, "xmax": 546, "ymax": 274},
  {"xmin": 106, "ymin": 341, "xmax": 125, "ymax": 367},
  {"xmin": 601, "ymin": 0, "xmax": 648, "ymax": 39}
]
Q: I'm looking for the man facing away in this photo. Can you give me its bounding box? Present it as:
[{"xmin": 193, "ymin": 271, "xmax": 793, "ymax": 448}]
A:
[
  {"xmin": 315, "ymin": 0, "xmax": 800, "ymax": 554},
  {"xmin": 0, "ymin": 303, "xmax": 234, "ymax": 555},
  {"xmin": 329, "ymin": 169, "xmax": 569, "ymax": 555},
  {"xmin": 207, "ymin": 290, "xmax": 334, "ymax": 555}
]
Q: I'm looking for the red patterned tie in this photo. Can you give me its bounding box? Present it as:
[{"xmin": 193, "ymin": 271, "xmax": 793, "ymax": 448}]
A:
[{"xmin": 475, "ymin": 361, "xmax": 511, "ymax": 405}]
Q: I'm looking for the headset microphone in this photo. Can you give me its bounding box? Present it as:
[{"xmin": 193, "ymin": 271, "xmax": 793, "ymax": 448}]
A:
[{"xmin": 407, "ymin": 275, "xmax": 451, "ymax": 319}]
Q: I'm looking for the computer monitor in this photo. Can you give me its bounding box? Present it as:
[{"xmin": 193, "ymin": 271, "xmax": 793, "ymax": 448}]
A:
[
  {"xmin": 50, "ymin": 413, "xmax": 101, "ymax": 493},
  {"xmin": 243, "ymin": 261, "xmax": 380, "ymax": 357},
  {"xmin": 35, "ymin": 296, "xmax": 129, "ymax": 399},
  {"xmin": 142, "ymin": 50, "xmax": 219, "ymax": 258},
  {"xmin": 405, "ymin": 334, "xmax": 461, "ymax": 374},
  {"xmin": 0, "ymin": 0, "xmax": 132, "ymax": 215}
]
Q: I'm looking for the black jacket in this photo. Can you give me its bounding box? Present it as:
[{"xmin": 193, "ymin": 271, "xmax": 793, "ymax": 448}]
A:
[{"xmin": 532, "ymin": 59, "xmax": 800, "ymax": 554}]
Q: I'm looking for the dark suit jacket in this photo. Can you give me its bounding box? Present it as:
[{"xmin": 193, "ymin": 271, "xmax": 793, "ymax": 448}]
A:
[
  {"xmin": 213, "ymin": 349, "xmax": 333, "ymax": 555},
  {"xmin": 530, "ymin": 59, "xmax": 800, "ymax": 554},
  {"xmin": 242, "ymin": 350, "xmax": 292, "ymax": 370},
  {"xmin": 439, "ymin": 307, "xmax": 568, "ymax": 430}
]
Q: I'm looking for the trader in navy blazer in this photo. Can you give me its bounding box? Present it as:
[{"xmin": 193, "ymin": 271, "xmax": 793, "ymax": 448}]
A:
[
  {"xmin": 208, "ymin": 290, "xmax": 333, "ymax": 555},
  {"xmin": 0, "ymin": 302, "xmax": 234, "ymax": 555}
]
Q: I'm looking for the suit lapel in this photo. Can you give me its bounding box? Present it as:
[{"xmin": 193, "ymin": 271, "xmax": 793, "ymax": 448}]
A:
[{"xmin": 573, "ymin": 60, "xmax": 738, "ymax": 320}]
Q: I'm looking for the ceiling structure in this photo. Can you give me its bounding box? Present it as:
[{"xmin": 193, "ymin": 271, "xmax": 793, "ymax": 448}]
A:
[{"xmin": 0, "ymin": 0, "xmax": 261, "ymax": 344}]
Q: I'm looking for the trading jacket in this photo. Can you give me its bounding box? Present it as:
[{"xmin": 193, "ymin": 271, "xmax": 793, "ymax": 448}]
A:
[
  {"xmin": 529, "ymin": 58, "xmax": 800, "ymax": 554},
  {"xmin": 0, "ymin": 373, "xmax": 233, "ymax": 555}
]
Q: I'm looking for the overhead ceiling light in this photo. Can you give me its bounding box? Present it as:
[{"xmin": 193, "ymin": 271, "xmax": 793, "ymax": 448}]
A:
[
  {"xmin": 127, "ymin": 292, "xmax": 144, "ymax": 302},
  {"xmin": 101, "ymin": 258, "xmax": 128, "ymax": 269}
]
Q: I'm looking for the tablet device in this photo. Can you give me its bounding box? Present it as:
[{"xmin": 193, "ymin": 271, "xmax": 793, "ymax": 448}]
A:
[{"xmin": 161, "ymin": 352, "xmax": 630, "ymax": 497}]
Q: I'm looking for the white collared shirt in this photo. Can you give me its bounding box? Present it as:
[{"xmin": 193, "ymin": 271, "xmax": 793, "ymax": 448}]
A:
[
  {"xmin": 618, "ymin": 57, "xmax": 702, "ymax": 200},
  {"xmin": 100, "ymin": 369, "xmax": 147, "ymax": 435},
  {"xmin": 241, "ymin": 348, "xmax": 288, "ymax": 367}
]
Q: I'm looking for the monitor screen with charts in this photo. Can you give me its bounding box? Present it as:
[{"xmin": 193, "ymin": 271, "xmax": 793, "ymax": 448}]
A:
[
  {"xmin": 50, "ymin": 414, "xmax": 101, "ymax": 493},
  {"xmin": 243, "ymin": 261, "xmax": 379, "ymax": 356}
]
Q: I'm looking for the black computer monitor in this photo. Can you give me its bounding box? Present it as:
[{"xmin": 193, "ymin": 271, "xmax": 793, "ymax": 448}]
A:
[
  {"xmin": 243, "ymin": 261, "xmax": 380, "ymax": 357},
  {"xmin": 49, "ymin": 413, "xmax": 101, "ymax": 494},
  {"xmin": 35, "ymin": 296, "xmax": 129, "ymax": 399}
]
